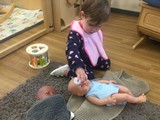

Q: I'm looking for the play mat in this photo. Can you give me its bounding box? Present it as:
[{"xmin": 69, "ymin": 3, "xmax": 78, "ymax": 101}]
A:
[{"xmin": 0, "ymin": 6, "xmax": 43, "ymax": 43}]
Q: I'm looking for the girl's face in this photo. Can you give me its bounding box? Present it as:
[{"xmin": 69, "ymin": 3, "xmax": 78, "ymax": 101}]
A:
[{"xmin": 80, "ymin": 11, "xmax": 105, "ymax": 34}]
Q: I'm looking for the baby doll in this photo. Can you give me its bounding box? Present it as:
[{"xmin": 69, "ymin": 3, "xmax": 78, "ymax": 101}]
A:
[
  {"xmin": 68, "ymin": 78, "xmax": 146, "ymax": 106},
  {"xmin": 36, "ymin": 85, "xmax": 57, "ymax": 100},
  {"xmin": 26, "ymin": 85, "xmax": 74, "ymax": 120}
]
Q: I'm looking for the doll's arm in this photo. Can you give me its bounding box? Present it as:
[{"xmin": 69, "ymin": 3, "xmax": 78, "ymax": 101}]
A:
[{"xmin": 97, "ymin": 80, "xmax": 116, "ymax": 84}]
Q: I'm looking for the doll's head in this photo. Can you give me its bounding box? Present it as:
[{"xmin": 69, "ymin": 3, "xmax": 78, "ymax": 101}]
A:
[
  {"xmin": 36, "ymin": 85, "xmax": 56, "ymax": 100},
  {"xmin": 68, "ymin": 77, "xmax": 90, "ymax": 96}
]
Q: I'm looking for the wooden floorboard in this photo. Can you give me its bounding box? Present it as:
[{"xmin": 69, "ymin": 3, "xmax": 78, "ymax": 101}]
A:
[{"xmin": 0, "ymin": 13, "xmax": 160, "ymax": 104}]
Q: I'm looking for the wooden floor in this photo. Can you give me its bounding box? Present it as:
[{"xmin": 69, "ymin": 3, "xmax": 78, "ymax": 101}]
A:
[{"xmin": 0, "ymin": 13, "xmax": 160, "ymax": 104}]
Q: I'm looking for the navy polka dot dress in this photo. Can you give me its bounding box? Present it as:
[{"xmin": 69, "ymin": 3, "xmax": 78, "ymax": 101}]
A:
[{"xmin": 66, "ymin": 30, "xmax": 111, "ymax": 80}]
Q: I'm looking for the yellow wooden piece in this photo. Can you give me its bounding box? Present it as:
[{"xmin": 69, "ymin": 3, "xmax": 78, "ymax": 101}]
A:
[
  {"xmin": 132, "ymin": 35, "xmax": 146, "ymax": 49},
  {"xmin": 0, "ymin": 3, "xmax": 14, "ymax": 23}
]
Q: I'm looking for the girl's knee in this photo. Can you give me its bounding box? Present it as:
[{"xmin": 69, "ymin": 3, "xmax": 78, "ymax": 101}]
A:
[
  {"xmin": 96, "ymin": 58, "xmax": 111, "ymax": 70},
  {"xmin": 103, "ymin": 59, "xmax": 111, "ymax": 70}
]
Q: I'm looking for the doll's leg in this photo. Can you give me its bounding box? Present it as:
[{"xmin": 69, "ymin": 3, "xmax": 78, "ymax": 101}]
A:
[
  {"xmin": 118, "ymin": 85, "xmax": 133, "ymax": 96},
  {"xmin": 112, "ymin": 93, "xmax": 146, "ymax": 103}
]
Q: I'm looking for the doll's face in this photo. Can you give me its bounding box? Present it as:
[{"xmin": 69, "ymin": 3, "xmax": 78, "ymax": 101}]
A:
[
  {"xmin": 36, "ymin": 86, "xmax": 56, "ymax": 100},
  {"xmin": 68, "ymin": 78, "xmax": 90, "ymax": 96}
]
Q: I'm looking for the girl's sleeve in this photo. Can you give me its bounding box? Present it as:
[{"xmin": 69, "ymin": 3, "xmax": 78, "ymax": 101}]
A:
[{"xmin": 66, "ymin": 30, "xmax": 85, "ymax": 71}]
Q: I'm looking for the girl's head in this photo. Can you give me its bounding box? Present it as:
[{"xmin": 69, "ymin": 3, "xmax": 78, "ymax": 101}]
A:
[
  {"xmin": 68, "ymin": 78, "xmax": 90, "ymax": 96},
  {"xmin": 80, "ymin": 0, "xmax": 110, "ymax": 34}
]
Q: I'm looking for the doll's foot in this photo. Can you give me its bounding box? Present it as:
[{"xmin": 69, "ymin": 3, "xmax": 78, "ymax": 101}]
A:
[
  {"xmin": 50, "ymin": 64, "xmax": 70, "ymax": 77},
  {"xmin": 136, "ymin": 94, "xmax": 146, "ymax": 103}
]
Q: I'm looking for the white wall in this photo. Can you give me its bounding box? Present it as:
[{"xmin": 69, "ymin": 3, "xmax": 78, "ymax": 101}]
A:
[{"xmin": 111, "ymin": 0, "xmax": 141, "ymax": 12}]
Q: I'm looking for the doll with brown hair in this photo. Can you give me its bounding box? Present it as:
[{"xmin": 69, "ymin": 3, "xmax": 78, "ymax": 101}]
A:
[
  {"xmin": 36, "ymin": 85, "xmax": 57, "ymax": 100},
  {"xmin": 26, "ymin": 85, "xmax": 75, "ymax": 120}
]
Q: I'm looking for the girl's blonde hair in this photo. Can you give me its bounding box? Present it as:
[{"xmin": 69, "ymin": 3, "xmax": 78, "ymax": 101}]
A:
[{"xmin": 81, "ymin": 0, "xmax": 110, "ymax": 26}]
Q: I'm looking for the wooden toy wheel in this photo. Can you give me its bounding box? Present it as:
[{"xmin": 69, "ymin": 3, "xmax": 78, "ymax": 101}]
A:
[{"xmin": 67, "ymin": 0, "xmax": 77, "ymax": 5}]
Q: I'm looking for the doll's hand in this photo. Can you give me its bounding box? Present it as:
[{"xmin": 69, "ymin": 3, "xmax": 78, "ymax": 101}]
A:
[
  {"xmin": 99, "ymin": 80, "xmax": 116, "ymax": 84},
  {"xmin": 106, "ymin": 96, "xmax": 116, "ymax": 104},
  {"xmin": 108, "ymin": 80, "xmax": 116, "ymax": 84},
  {"xmin": 75, "ymin": 67, "xmax": 88, "ymax": 82}
]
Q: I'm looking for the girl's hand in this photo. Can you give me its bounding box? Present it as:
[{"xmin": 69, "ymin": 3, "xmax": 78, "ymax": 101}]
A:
[{"xmin": 75, "ymin": 67, "xmax": 88, "ymax": 82}]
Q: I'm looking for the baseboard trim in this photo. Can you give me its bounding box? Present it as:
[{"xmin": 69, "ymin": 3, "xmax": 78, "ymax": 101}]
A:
[{"xmin": 111, "ymin": 8, "xmax": 140, "ymax": 16}]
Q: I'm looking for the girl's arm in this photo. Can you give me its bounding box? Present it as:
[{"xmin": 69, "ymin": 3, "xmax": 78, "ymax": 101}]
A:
[
  {"xmin": 86, "ymin": 96, "xmax": 116, "ymax": 106},
  {"xmin": 66, "ymin": 30, "xmax": 87, "ymax": 80},
  {"xmin": 66, "ymin": 30, "xmax": 85, "ymax": 70}
]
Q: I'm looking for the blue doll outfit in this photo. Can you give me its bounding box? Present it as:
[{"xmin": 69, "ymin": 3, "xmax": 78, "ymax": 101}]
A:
[
  {"xmin": 66, "ymin": 21, "xmax": 111, "ymax": 80},
  {"xmin": 85, "ymin": 81, "xmax": 126, "ymax": 106}
]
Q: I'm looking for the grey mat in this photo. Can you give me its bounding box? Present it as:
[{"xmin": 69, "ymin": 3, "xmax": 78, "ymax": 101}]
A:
[
  {"xmin": 67, "ymin": 70, "xmax": 150, "ymax": 120},
  {"xmin": 0, "ymin": 61, "xmax": 160, "ymax": 120}
]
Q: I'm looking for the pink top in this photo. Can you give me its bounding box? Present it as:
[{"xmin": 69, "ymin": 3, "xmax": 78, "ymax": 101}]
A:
[{"xmin": 70, "ymin": 20, "xmax": 108, "ymax": 66}]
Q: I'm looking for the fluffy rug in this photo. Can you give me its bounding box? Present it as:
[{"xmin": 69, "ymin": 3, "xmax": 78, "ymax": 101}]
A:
[{"xmin": 0, "ymin": 61, "xmax": 160, "ymax": 120}]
